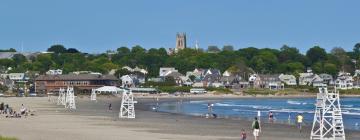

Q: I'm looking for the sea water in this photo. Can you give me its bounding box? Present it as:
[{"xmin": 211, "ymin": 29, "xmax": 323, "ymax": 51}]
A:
[{"xmin": 156, "ymin": 97, "xmax": 360, "ymax": 130}]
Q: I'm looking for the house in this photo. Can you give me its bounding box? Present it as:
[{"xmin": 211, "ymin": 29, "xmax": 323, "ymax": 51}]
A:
[
  {"xmin": 279, "ymin": 74, "xmax": 297, "ymax": 86},
  {"xmin": 222, "ymin": 70, "xmax": 231, "ymax": 77},
  {"xmin": 319, "ymin": 73, "xmax": 334, "ymax": 85},
  {"xmin": 35, "ymin": 74, "xmax": 118, "ymax": 94},
  {"xmin": 298, "ymin": 69, "xmax": 324, "ymax": 86},
  {"xmin": 0, "ymin": 73, "xmax": 28, "ymax": 82},
  {"xmin": 121, "ymin": 75, "xmax": 134, "ymax": 87},
  {"xmin": 299, "ymin": 69, "xmax": 315, "ymax": 85},
  {"xmin": 220, "ymin": 75, "xmax": 238, "ymax": 88},
  {"xmin": 312, "ymin": 75, "xmax": 325, "ymax": 87},
  {"xmin": 258, "ymin": 74, "xmax": 284, "ymax": 90},
  {"xmin": 335, "ymin": 72, "xmax": 353, "ymax": 90},
  {"xmin": 179, "ymin": 76, "xmax": 192, "ymax": 86},
  {"xmin": 249, "ymin": 74, "xmax": 261, "ymax": 88},
  {"xmin": 120, "ymin": 74, "xmax": 145, "ymax": 88},
  {"xmin": 233, "ymin": 79, "xmax": 250, "ymax": 89},
  {"xmin": 165, "ymin": 71, "xmax": 185, "ymax": 85},
  {"xmin": 202, "ymin": 69, "xmax": 223, "ymax": 87},
  {"xmin": 186, "ymin": 68, "xmax": 206, "ymax": 80},
  {"xmin": 354, "ymin": 70, "xmax": 360, "ymax": 77},
  {"xmin": 46, "ymin": 69, "xmax": 63, "ymax": 75},
  {"xmin": 354, "ymin": 70, "xmax": 360, "ymax": 89},
  {"xmin": 353, "ymin": 79, "xmax": 360, "ymax": 89},
  {"xmin": 159, "ymin": 67, "xmax": 178, "ymax": 77}
]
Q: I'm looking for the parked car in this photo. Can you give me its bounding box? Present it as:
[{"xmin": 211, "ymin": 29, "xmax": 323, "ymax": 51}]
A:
[
  {"xmin": 0, "ymin": 93, "xmax": 4, "ymax": 96},
  {"xmin": 29, "ymin": 93, "xmax": 37, "ymax": 97}
]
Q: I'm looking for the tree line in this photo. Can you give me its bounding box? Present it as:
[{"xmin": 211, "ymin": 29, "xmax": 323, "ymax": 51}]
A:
[{"xmin": 1, "ymin": 43, "xmax": 360, "ymax": 78}]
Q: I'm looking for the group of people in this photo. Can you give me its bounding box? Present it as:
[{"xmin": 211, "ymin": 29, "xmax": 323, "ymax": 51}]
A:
[
  {"xmin": 239, "ymin": 111, "xmax": 304, "ymax": 140},
  {"xmin": 0, "ymin": 103, "xmax": 31, "ymax": 118}
]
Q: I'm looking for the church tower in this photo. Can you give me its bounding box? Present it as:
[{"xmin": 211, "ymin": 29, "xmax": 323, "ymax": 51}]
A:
[{"xmin": 175, "ymin": 33, "xmax": 187, "ymax": 52}]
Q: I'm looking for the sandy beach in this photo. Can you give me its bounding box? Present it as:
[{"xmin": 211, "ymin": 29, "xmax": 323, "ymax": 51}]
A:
[{"xmin": 0, "ymin": 96, "xmax": 359, "ymax": 140}]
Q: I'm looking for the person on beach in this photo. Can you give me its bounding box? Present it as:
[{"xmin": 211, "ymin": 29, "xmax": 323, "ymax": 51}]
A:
[
  {"xmin": 257, "ymin": 110, "xmax": 261, "ymax": 119},
  {"xmin": 20, "ymin": 104, "xmax": 26, "ymax": 115},
  {"xmin": 108, "ymin": 103, "xmax": 112, "ymax": 110},
  {"xmin": 252, "ymin": 117, "xmax": 261, "ymax": 140},
  {"xmin": 296, "ymin": 113, "xmax": 304, "ymax": 133},
  {"xmin": 0, "ymin": 102, "xmax": 4, "ymax": 114},
  {"xmin": 268, "ymin": 111, "xmax": 274, "ymax": 123},
  {"xmin": 241, "ymin": 129, "xmax": 247, "ymax": 140}
]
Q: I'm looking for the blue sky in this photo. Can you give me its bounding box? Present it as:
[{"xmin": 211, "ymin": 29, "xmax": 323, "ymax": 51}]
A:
[{"xmin": 0, "ymin": 0, "xmax": 359, "ymax": 53}]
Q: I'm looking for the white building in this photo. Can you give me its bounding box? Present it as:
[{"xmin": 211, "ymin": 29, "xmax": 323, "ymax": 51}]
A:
[
  {"xmin": 298, "ymin": 69, "xmax": 324, "ymax": 87},
  {"xmin": 46, "ymin": 69, "xmax": 63, "ymax": 75},
  {"xmin": 279, "ymin": 74, "xmax": 297, "ymax": 86},
  {"xmin": 335, "ymin": 72, "xmax": 353, "ymax": 90}
]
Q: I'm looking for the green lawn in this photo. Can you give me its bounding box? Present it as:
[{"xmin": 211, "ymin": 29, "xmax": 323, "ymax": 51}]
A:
[{"xmin": 0, "ymin": 136, "xmax": 17, "ymax": 140}]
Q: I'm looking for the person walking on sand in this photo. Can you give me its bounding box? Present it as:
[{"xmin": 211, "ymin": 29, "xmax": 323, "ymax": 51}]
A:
[
  {"xmin": 252, "ymin": 117, "xmax": 261, "ymax": 140},
  {"xmin": 241, "ymin": 129, "xmax": 247, "ymax": 140},
  {"xmin": 296, "ymin": 113, "xmax": 304, "ymax": 133},
  {"xmin": 108, "ymin": 103, "xmax": 112, "ymax": 110}
]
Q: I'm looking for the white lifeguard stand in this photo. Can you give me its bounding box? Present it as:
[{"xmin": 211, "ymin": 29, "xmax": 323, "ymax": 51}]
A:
[
  {"xmin": 65, "ymin": 86, "xmax": 76, "ymax": 110},
  {"xmin": 57, "ymin": 88, "xmax": 66, "ymax": 105},
  {"xmin": 90, "ymin": 89, "xmax": 97, "ymax": 101},
  {"xmin": 311, "ymin": 87, "xmax": 345, "ymax": 140},
  {"xmin": 119, "ymin": 89, "xmax": 137, "ymax": 118}
]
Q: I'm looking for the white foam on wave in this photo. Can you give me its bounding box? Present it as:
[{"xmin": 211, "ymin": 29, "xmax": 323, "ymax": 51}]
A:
[
  {"xmin": 343, "ymin": 112, "xmax": 360, "ymax": 116},
  {"xmin": 342, "ymin": 105, "xmax": 354, "ymax": 108},
  {"xmin": 232, "ymin": 109, "xmax": 264, "ymax": 112},
  {"xmin": 214, "ymin": 103, "xmax": 273, "ymax": 110},
  {"xmin": 270, "ymin": 109, "xmax": 314, "ymax": 114},
  {"xmin": 287, "ymin": 100, "xmax": 308, "ymax": 105},
  {"xmin": 189, "ymin": 101, "xmax": 207, "ymax": 104},
  {"xmin": 343, "ymin": 108, "xmax": 360, "ymax": 111}
]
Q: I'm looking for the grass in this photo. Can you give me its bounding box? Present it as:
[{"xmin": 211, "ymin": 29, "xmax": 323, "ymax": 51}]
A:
[
  {"xmin": 339, "ymin": 89, "xmax": 360, "ymax": 95},
  {"xmin": 243, "ymin": 88, "xmax": 277, "ymax": 95},
  {"xmin": 0, "ymin": 136, "xmax": 17, "ymax": 140}
]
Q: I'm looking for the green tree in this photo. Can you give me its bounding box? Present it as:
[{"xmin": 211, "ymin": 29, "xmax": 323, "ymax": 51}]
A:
[
  {"xmin": 312, "ymin": 62, "xmax": 323, "ymax": 73},
  {"xmin": 279, "ymin": 45, "xmax": 302, "ymax": 63},
  {"xmin": 47, "ymin": 44, "xmax": 67, "ymax": 54},
  {"xmin": 353, "ymin": 43, "xmax": 360, "ymax": 59},
  {"xmin": 250, "ymin": 51, "xmax": 278, "ymax": 73},
  {"xmin": 323, "ymin": 63, "xmax": 338, "ymax": 76},
  {"xmin": 117, "ymin": 46, "xmax": 130, "ymax": 55},
  {"xmin": 12, "ymin": 54, "xmax": 27, "ymax": 65},
  {"xmin": 0, "ymin": 48, "xmax": 16, "ymax": 52},
  {"xmin": 331, "ymin": 47, "xmax": 349, "ymax": 71},
  {"xmin": 67, "ymin": 48, "xmax": 80, "ymax": 53},
  {"xmin": 306, "ymin": 46, "xmax": 327, "ymax": 64}
]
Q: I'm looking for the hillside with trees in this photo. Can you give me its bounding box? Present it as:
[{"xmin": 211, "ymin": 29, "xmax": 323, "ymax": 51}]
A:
[{"xmin": 1, "ymin": 44, "xmax": 360, "ymax": 78}]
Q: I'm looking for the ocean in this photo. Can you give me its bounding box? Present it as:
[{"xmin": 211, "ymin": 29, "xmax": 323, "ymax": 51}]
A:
[{"xmin": 155, "ymin": 97, "xmax": 360, "ymax": 130}]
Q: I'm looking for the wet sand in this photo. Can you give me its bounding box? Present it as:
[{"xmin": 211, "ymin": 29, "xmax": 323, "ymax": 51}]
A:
[{"xmin": 0, "ymin": 96, "xmax": 359, "ymax": 140}]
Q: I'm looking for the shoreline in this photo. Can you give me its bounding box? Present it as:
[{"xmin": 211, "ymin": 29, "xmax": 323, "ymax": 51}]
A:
[
  {"xmin": 134, "ymin": 93, "xmax": 360, "ymax": 99},
  {"xmin": 135, "ymin": 96, "xmax": 360, "ymax": 131}
]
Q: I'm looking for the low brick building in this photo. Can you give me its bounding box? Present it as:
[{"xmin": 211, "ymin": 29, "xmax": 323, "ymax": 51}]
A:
[{"xmin": 35, "ymin": 74, "xmax": 118, "ymax": 94}]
